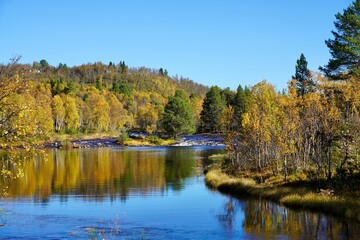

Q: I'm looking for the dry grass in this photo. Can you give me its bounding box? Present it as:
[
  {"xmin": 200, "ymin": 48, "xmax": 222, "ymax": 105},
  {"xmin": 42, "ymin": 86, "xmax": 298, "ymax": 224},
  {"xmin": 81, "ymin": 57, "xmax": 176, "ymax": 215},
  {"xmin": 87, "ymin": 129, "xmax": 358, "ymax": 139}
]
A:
[
  {"xmin": 205, "ymin": 169, "xmax": 360, "ymax": 222},
  {"xmin": 208, "ymin": 154, "xmax": 228, "ymax": 162},
  {"xmin": 121, "ymin": 138, "xmax": 177, "ymax": 147},
  {"xmin": 52, "ymin": 131, "xmax": 120, "ymax": 142}
]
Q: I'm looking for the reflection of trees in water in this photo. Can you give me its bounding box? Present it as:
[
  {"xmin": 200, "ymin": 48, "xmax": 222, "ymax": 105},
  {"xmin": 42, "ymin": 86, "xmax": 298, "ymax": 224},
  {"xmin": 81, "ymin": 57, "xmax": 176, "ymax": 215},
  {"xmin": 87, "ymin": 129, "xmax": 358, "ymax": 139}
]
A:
[
  {"xmin": 216, "ymin": 197, "xmax": 238, "ymax": 231},
  {"xmin": 0, "ymin": 149, "xmax": 45, "ymax": 198},
  {"xmin": 165, "ymin": 147, "xmax": 195, "ymax": 191},
  {"xmin": 216, "ymin": 196, "xmax": 359, "ymax": 239},
  {"xmin": 0, "ymin": 147, "xmax": 209, "ymax": 201}
]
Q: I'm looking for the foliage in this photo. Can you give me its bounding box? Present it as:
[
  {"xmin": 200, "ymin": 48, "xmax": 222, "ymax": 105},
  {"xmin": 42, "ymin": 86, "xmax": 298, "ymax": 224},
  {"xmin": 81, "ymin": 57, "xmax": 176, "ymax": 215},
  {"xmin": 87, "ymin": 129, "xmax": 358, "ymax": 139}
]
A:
[
  {"xmin": 292, "ymin": 53, "xmax": 315, "ymax": 96},
  {"xmin": 0, "ymin": 57, "xmax": 209, "ymax": 146},
  {"xmin": 320, "ymin": 0, "xmax": 360, "ymax": 79},
  {"xmin": 59, "ymin": 139, "xmax": 72, "ymax": 148},
  {"xmin": 232, "ymin": 85, "xmax": 249, "ymax": 130},
  {"xmin": 146, "ymin": 135, "xmax": 164, "ymax": 145},
  {"xmin": 224, "ymin": 75, "xmax": 360, "ymax": 183},
  {"xmin": 199, "ymin": 86, "xmax": 226, "ymax": 133},
  {"xmin": 162, "ymin": 90, "xmax": 196, "ymax": 137}
]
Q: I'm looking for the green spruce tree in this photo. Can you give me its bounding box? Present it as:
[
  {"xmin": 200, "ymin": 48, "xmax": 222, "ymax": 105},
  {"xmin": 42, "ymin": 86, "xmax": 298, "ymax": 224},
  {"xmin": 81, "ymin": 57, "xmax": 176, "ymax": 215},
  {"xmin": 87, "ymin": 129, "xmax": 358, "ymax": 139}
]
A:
[
  {"xmin": 233, "ymin": 85, "xmax": 249, "ymax": 130},
  {"xmin": 292, "ymin": 53, "xmax": 314, "ymax": 96},
  {"xmin": 199, "ymin": 86, "xmax": 225, "ymax": 133}
]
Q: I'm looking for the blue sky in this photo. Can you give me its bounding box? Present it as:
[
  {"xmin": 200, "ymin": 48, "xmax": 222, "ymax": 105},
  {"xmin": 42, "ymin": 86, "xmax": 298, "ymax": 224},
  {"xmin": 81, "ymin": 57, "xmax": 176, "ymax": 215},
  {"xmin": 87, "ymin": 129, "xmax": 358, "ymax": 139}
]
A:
[{"xmin": 0, "ymin": 0, "xmax": 354, "ymax": 91}]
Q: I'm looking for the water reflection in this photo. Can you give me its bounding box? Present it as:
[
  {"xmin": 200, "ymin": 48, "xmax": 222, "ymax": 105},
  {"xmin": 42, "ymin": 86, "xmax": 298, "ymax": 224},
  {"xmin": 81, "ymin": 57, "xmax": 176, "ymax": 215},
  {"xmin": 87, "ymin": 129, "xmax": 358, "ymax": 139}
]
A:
[
  {"xmin": 217, "ymin": 196, "xmax": 360, "ymax": 239},
  {"xmin": 1, "ymin": 147, "xmax": 360, "ymax": 239},
  {"xmin": 0, "ymin": 147, "xmax": 219, "ymax": 202}
]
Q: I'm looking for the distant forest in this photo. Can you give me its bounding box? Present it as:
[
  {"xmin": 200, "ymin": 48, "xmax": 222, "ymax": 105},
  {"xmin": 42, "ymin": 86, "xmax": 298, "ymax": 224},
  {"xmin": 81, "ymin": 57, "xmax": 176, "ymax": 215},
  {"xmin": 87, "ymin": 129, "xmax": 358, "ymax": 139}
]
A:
[{"xmin": 0, "ymin": 57, "xmax": 211, "ymax": 144}]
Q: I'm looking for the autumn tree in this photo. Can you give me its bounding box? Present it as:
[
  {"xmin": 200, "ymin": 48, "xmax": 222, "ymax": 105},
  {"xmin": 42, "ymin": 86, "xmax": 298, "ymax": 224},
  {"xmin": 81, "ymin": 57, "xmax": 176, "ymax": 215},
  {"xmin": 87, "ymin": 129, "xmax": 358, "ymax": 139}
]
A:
[
  {"xmin": 137, "ymin": 103, "xmax": 159, "ymax": 133},
  {"xmin": 63, "ymin": 95, "xmax": 80, "ymax": 133},
  {"xmin": 84, "ymin": 90, "xmax": 110, "ymax": 132},
  {"xmin": 0, "ymin": 57, "xmax": 33, "ymax": 143},
  {"xmin": 190, "ymin": 93, "xmax": 204, "ymax": 130},
  {"xmin": 320, "ymin": 0, "xmax": 360, "ymax": 79},
  {"xmin": 241, "ymin": 81, "xmax": 279, "ymax": 172},
  {"xmin": 106, "ymin": 93, "xmax": 128, "ymax": 131},
  {"xmin": 32, "ymin": 85, "xmax": 54, "ymax": 137},
  {"xmin": 51, "ymin": 95, "xmax": 65, "ymax": 132}
]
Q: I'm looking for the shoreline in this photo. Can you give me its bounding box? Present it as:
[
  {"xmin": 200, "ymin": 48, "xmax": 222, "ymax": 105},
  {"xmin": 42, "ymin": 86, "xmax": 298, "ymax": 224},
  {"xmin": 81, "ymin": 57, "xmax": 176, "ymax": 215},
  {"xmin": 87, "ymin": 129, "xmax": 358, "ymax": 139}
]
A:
[
  {"xmin": 43, "ymin": 133, "xmax": 225, "ymax": 149},
  {"xmin": 205, "ymin": 169, "xmax": 360, "ymax": 222}
]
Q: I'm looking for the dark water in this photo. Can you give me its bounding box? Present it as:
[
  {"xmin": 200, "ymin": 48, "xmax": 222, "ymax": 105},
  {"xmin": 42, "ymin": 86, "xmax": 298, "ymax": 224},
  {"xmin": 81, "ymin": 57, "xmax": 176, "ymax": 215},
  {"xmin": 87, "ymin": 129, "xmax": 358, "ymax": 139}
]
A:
[{"xmin": 0, "ymin": 146, "xmax": 359, "ymax": 239}]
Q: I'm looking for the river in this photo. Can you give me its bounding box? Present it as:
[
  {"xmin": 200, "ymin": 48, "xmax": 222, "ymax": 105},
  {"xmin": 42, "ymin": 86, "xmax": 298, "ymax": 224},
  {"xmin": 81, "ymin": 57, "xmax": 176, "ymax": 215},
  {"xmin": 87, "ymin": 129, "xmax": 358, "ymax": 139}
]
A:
[{"xmin": 0, "ymin": 145, "xmax": 359, "ymax": 239}]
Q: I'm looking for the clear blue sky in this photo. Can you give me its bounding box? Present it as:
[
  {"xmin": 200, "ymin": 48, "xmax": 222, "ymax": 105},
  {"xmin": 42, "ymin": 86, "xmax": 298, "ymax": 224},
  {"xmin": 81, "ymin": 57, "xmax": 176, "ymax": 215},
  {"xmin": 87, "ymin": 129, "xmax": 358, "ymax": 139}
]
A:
[{"xmin": 0, "ymin": 0, "xmax": 354, "ymax": 91}]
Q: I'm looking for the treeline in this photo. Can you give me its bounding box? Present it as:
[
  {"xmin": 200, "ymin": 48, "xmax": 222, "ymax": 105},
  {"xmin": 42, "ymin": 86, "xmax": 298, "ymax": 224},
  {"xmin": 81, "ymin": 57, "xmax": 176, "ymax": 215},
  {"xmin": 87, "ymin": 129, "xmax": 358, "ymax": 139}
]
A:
[
  {"xmin": 223, "ymin": 76, "xmax": 359, "ymax": 181},
  {"xmin": 195, "ymin": 62, "xmax": 359, "ymax": 182},
  {"xmin": 220, "ymin": 0, "xmax": 360, "ymax": 182},
  {"xmin": 0, "ymin": 57, "xmax": 208, "ymax": 144}
]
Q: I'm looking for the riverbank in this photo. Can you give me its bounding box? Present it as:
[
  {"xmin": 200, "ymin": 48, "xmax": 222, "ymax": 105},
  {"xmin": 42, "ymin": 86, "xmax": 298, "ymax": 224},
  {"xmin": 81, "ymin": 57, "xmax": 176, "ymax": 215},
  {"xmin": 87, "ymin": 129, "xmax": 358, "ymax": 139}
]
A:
[
  {"xmin": 44, "ymin": 133, "xmax": 225, "ymax": 148},
  {"xmin": 205, "ymin": 169, "xmax": 360, "ymax": 222}
]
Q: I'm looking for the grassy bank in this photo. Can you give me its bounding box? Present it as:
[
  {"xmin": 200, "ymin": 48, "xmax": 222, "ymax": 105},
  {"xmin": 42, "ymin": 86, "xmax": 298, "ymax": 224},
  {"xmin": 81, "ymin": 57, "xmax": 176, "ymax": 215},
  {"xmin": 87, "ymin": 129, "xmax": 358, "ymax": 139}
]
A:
[
  {"xmin": 50, "ymin": 132, "xmax": 177, "ymax": 148},
  {"xmin": 118, "ymin": 136, "xmax": 177, "ymax": 147},
  {"xmin": 205, "ymin": 169, "xmax": 360, "ymax": 222},
  {"xmin": 51, "ymin": 131, "xmax": 120, "ymax": 142}
]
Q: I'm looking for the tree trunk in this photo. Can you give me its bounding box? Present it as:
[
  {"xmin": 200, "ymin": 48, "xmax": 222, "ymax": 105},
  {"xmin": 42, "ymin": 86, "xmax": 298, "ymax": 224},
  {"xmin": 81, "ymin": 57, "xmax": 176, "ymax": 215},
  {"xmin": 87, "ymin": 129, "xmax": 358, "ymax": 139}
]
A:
[{"xmin": 283, "ymin": 155, "xmax": 288, "ymax": 181}]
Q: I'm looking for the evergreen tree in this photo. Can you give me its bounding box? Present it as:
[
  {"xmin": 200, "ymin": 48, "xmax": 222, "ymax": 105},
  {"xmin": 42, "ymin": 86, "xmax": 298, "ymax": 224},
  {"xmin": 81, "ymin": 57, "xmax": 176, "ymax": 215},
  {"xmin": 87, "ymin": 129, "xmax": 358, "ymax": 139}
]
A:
[
  {"xmin": 320, "ymin": 0, "xmax": 360, "ymax": 79},
  {"xmin": 233, "ymin": 85, "xmax": 248, "ymax": 130},
  {"xmin": 221, "ymin": 87, "xmax": 236, "ymax": 106},
  {"xmin": 292, "ymin": 53, "xmax": 314, "ymax": 96},
  {"xmin": 200, "ymin": 86, "xmax": 225, "ymax": 133},
  {"xmin": 162, "ymin": 90, "xmax": 195, "ymax": 137}
]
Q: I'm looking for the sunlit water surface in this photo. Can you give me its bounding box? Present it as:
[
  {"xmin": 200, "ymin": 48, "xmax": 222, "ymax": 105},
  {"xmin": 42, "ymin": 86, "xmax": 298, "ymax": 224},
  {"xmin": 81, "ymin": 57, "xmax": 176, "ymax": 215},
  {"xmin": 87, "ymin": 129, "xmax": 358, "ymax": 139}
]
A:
[{"xmin": 0, "ymin": 146, "xmax": 359, "ymax": 239}]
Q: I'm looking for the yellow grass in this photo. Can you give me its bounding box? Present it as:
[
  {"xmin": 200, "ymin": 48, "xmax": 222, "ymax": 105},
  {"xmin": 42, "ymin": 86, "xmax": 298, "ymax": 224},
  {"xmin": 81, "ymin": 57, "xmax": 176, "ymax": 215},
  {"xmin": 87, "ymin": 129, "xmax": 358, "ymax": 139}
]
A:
[{"xmin": 205, "ymin": 169, "xmax": 360, "ymax": 222}]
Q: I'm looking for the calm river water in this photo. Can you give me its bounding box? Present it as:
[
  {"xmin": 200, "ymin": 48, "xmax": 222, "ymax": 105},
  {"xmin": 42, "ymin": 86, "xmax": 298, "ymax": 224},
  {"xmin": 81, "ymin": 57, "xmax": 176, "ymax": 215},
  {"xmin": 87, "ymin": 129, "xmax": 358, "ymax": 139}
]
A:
[{"xmin": 0, "ymin": 146, "xmax": 359, "ymax": 239}]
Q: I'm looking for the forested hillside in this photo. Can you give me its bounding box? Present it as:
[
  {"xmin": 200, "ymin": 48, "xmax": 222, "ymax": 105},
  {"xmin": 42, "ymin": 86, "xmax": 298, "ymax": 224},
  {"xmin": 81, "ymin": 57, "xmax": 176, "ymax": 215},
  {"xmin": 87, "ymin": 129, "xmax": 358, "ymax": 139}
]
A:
[{"xmin": 0, "ymin": 57, "xmax": 208, "ymax": 145}]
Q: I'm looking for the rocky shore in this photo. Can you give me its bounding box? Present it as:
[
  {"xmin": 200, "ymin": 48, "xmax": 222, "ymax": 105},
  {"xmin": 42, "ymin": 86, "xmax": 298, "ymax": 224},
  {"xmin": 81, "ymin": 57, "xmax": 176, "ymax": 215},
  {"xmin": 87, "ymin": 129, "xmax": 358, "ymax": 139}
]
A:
[{"xmin": 48, "ymin": 134, "xmax": 225, "ymax": 149}]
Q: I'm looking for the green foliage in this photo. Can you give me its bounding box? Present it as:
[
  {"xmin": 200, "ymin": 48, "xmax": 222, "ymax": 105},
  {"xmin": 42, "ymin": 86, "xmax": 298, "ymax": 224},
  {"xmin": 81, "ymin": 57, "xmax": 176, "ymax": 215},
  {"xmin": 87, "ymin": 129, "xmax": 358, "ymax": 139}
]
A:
[
  {"xmin": 321, "ymin": 0, "xmax": 360, "ymax": 79},
  {"xmin": 162, "ymin": 90, "xmax": 196, "ymax": 137},
  {"xmin": 115, "ymin": 131, "xmax": 131, "ymax": 145},
  {"xmin": 292, "ymin": 53, "xmax": 314, "ymax": 96},
  {"xmin": 233, "ymin": 85, "xmax": 249, "ymax": 130},
  {"xmin": 146, "ymin": 135, "xmax": 164, "ymax": 145},
  {"xmin": 200, "ymin": 86, "xmax": 226, "ymax": 133},
  {"xmin": 111, "ymin": 82, "xmax": 132, "ymax": 95},
  {"xmin": 221, "ymin": 87, "xmax": 236, "ymax": 106},
  {"xmin": 59, "ymin": 139, "xmax": 72, "ymax": 148}
]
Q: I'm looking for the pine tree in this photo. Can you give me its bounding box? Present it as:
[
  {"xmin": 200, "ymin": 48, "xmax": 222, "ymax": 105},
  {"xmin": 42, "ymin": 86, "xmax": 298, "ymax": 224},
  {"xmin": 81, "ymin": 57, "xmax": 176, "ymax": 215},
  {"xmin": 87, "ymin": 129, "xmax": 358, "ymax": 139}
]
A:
[{"xmin": 320, "ymin": 0, "xmax": 360, "ymax": 79}]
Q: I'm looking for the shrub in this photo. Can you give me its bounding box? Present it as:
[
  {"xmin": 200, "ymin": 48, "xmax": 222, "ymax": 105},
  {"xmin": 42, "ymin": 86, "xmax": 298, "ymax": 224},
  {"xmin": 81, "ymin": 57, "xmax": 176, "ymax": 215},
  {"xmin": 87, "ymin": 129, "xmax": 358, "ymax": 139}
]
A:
[
  {"xmin": 115, "ymin": 132, "xmax": 131, "ymax": 145},
  {"xmin": 146, "ymin": 135, "xmax": 164, "ymax": 145},
  {"xmin": 59, "ymin": 140, "xmax": 72, "ymax": 148}
]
